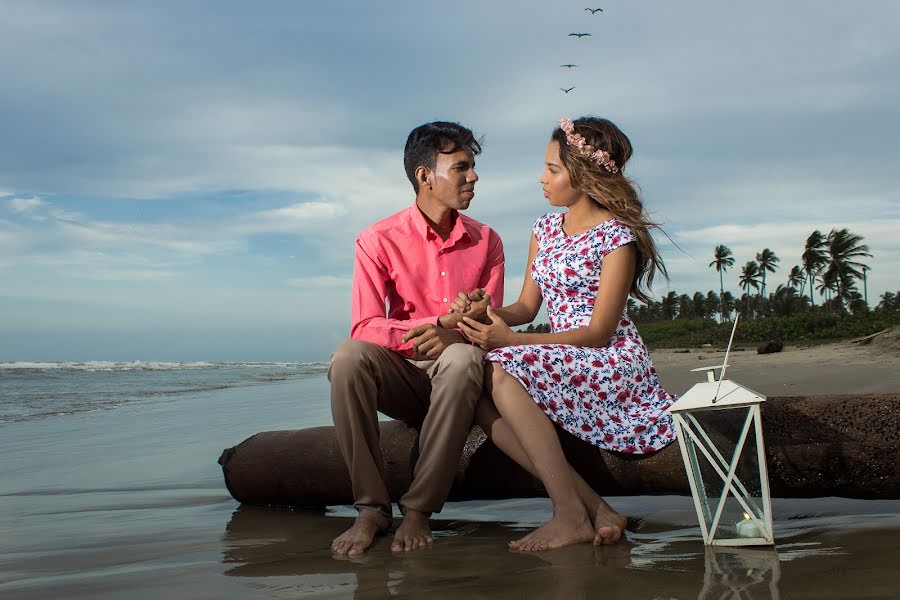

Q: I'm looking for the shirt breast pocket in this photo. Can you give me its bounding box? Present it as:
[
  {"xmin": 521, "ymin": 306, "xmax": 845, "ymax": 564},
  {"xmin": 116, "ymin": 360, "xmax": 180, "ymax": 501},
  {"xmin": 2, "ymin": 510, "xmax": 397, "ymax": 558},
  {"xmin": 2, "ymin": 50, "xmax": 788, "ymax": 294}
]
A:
[{"xmin": 462, "ymin": 266, "xmax": 483, "ymax": 287}]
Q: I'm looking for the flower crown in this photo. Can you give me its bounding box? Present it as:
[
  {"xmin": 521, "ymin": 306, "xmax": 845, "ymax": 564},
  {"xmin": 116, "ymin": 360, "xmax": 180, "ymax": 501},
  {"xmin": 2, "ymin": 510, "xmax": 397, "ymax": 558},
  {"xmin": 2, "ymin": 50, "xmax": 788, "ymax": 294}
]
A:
[{"xmin": 558, "ymin": 118, "xmax": 619, "ymax": 174}]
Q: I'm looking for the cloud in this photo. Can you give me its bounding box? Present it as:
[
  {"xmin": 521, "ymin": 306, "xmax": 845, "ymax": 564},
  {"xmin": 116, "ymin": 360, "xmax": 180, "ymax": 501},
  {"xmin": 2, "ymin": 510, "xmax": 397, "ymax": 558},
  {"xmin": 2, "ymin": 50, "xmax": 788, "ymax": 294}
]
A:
[
  {"xmin": 7, "ymin": 197, "xmax": 46, "ymax": 214},
  {"xmin": 235, "ymin": 200, "xmax": 349, "ymax": 236}
]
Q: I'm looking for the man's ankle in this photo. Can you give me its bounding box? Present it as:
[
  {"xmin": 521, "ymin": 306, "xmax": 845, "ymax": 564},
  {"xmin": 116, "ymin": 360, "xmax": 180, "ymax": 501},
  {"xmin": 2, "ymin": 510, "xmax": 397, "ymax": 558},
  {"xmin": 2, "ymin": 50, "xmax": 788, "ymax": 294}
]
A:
[{"xmin": 399, "ymin": 506, "xmax": 431, "ymax": 522}]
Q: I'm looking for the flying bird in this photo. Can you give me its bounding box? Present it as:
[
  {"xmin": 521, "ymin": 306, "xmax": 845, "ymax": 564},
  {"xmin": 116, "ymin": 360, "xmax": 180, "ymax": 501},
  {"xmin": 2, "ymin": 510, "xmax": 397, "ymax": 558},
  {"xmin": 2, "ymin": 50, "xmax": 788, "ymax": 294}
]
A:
[
  {"xmin": 560, "ymin": 87, "xmax": 575, "ymax": 94},
  {"xmin": 585, "ymin": 8, "xmax": 604, "ymax": 14},
  {"xmin": 568, "ymin": 32, "xmax": 592, "ymax": 38},
  {"xmin": 560, "ymin": 64, "xmax": 578, "ymax": 68}
]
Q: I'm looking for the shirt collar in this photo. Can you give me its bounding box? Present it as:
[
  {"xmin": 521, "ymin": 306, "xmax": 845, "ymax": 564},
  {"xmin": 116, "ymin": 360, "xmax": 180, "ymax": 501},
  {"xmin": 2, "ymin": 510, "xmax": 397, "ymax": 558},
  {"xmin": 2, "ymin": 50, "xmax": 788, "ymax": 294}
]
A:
[{"xmin": 409, "ymin": 203, "xmax": 471, "ymax": 244}]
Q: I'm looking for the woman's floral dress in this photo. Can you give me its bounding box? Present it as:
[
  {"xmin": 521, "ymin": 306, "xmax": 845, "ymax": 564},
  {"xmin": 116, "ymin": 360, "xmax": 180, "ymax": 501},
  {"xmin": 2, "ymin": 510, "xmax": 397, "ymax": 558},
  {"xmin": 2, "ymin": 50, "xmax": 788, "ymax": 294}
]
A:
[{"xmin": 485, "ymin": 213, "xmax": 676, "ymax": 454}]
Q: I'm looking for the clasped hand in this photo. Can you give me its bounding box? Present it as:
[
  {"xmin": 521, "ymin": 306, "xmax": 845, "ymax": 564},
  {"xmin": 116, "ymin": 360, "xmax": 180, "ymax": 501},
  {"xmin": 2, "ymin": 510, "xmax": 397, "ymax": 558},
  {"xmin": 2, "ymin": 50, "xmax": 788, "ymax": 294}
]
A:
[
  {"xmin": 459, "ymin": 306, "xmax": 516, "ymax": 351},
  {"xmin": 447, "ymin": 288, "xmax": 491, "ymax": 324}
]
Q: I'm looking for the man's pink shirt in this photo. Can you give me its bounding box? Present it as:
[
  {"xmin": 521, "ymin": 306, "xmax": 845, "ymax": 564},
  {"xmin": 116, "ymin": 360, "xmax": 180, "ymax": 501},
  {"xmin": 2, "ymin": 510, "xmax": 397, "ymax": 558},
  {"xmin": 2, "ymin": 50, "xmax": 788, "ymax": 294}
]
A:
[{"xmin": 351, "ymin": 204, "xmax": 505, "ymax": 356}]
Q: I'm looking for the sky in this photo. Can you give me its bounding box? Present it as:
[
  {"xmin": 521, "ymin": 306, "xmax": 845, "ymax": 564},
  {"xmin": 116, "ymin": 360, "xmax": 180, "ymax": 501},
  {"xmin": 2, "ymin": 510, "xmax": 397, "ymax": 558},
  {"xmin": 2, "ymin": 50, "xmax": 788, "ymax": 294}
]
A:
[{"xmin": 1, "ymin": 0, "xmax": 898, "ymax": 362}]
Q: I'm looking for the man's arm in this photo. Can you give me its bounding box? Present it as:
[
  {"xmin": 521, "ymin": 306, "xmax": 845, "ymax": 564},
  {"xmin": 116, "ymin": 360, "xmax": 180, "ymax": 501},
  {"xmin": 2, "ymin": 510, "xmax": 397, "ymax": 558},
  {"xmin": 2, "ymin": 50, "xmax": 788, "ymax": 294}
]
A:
[
  {"xmin": 480, "ymin": 231, "xmax": 505, "ymax": 307},
  {"xmin": 349, "ymin": 237, "xmax": 438, "ymax": 353}
]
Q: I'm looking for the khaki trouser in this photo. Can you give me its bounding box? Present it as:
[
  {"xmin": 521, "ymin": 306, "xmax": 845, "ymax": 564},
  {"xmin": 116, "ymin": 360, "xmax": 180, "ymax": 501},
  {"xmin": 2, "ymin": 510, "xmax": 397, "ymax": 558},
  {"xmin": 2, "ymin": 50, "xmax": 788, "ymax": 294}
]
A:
[{"xmin": 328, "ymin": 339, "xmax": 484, "ymax": 521}]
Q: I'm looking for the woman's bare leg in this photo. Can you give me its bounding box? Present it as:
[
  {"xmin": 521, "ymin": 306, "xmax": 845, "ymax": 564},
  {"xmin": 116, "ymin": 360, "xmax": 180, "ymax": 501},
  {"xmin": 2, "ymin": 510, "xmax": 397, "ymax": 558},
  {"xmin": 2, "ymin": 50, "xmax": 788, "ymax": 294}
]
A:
[
  {"xmin": 484, "ymin": 365, "xmax": 599, "ymax": 550},
  {"xmin": 475, "ymin": 390, "xmax": 625, "ymax": 546}
]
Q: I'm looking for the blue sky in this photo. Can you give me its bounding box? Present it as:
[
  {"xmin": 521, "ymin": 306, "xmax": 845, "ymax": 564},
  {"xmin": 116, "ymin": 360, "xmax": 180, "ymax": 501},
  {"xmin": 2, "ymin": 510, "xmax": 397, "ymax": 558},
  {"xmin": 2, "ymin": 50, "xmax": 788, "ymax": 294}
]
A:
[{"xmin": 1, "ymin": 0, "xmax": 898, "ymax": 362}]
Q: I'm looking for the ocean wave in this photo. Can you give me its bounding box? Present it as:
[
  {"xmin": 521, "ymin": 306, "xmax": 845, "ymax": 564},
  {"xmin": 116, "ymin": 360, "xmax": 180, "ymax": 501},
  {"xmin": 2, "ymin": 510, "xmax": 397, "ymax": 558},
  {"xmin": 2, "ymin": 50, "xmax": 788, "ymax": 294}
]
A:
[{"xmin": 0, "ymin": 361, "xmax": 329, "ymax": 373}]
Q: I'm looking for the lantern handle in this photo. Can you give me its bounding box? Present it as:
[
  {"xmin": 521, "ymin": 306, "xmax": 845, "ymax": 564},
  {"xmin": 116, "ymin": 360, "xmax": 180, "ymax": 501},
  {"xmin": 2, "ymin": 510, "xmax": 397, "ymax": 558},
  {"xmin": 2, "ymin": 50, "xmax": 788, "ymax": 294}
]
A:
[{"xmin": 713, "ymin": 314, "xmax": 740, "ymax": 403}]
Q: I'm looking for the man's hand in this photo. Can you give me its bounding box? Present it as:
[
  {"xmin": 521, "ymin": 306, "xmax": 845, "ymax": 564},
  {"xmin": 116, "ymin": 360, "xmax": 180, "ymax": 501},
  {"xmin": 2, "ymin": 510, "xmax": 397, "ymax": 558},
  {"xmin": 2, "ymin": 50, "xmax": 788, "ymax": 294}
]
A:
[
  {"xmin": 461, "ymin": 293, "xmax": 491, "ymax": 324},
  {"xmin": 449, "ymin": 288, "xmax": 485, "ymax": 315},
  {"xmin": 402, "ymin": 324, "xmax": 465, "ymax": 360},
  {"xmin": 441, "ymin": 289, "xmax": 490, "ymax": 328}
]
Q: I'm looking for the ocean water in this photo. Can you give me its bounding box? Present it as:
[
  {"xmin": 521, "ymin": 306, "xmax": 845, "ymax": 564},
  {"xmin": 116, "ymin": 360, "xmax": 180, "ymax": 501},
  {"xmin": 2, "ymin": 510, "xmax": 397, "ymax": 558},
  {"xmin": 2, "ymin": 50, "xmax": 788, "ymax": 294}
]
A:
[{"xmin": 0, "ymin": 361, "xmax": 330, "ymax": 423}]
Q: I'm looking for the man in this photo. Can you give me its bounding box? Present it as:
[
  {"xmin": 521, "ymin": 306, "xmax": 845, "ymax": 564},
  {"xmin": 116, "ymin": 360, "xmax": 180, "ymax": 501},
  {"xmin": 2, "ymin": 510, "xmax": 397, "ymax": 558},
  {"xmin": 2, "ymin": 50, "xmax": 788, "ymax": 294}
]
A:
[{"xmin": 328, "ymin": 121, "xmax": 504, "ymax": 557}]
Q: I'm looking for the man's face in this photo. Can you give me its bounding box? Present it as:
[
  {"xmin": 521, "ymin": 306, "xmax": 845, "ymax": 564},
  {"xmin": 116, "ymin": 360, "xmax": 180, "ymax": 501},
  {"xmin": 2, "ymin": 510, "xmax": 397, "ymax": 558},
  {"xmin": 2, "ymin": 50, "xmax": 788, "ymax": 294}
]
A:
[{"xmin": 428, "ymin": 149, "xmax": 478, "ymax": 211}]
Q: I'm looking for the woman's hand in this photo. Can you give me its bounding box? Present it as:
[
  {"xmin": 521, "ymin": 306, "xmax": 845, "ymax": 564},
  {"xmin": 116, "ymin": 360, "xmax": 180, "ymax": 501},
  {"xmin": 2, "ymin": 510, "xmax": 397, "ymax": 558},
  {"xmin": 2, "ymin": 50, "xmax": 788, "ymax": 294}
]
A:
[{"xmin": 460, "ymin": 307, "xmax": 517, "ymax": 351}]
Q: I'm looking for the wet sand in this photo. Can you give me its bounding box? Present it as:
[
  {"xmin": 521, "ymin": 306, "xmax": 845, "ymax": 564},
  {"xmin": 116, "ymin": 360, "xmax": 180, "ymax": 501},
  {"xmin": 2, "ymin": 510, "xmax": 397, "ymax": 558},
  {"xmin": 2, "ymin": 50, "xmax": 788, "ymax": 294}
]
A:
[{"xmin": 1, "ymin": 342, "xmax": 899, "ymax": 599}]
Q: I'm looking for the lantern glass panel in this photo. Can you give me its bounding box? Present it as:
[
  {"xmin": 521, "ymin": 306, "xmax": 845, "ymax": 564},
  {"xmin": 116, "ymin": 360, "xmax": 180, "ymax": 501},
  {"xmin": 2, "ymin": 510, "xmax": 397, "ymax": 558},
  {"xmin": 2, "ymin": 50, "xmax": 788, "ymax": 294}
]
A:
[{"xmin": 683, "ymin": 406, "xmax": 765, "ymax": 538}]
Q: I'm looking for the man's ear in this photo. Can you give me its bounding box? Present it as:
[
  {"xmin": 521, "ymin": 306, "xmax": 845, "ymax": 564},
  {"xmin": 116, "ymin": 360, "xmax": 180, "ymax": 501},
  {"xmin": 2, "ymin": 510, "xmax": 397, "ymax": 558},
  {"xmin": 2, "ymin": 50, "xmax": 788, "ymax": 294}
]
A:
[{"xmin": 415, "ymin": 165, "xmax": 431, "ymax": 191}]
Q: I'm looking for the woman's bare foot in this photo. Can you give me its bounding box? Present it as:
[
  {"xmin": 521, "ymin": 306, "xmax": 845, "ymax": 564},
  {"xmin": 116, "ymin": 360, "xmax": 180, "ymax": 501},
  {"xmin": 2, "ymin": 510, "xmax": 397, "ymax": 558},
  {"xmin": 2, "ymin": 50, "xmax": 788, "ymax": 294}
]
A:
[
  {"xmin": 509, "ymin": 513, "xmax": 595, "ymax": 552},
  {"xmin": 592, "ymin": 505, "xmax": 627, "ymax": 545},
  {"xmin": 331, "ymin": 509, "xmax": 390, "ymax": 557},
  {"xmin": 390, "ymin": 509, "xmax": 433, "ymax": 553}
]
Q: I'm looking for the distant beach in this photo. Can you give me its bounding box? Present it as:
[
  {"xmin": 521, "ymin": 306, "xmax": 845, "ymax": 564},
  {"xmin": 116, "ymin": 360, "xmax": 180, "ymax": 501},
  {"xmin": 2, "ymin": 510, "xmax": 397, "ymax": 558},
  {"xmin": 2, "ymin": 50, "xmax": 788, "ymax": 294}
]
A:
[
  {"xmin": 1, "ymin": 342, "xmax": 898, "ymax": 599},
  {"xmin": 653, "ymin": 336, "xmax": 900, "ymax": 397}
]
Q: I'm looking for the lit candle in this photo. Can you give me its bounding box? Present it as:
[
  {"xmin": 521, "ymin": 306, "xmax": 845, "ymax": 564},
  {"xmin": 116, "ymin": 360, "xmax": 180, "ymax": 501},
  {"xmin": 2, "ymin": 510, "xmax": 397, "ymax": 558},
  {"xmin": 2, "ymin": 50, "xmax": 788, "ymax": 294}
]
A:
[{"xmin": 735, "ymin": 512, "xmax": 761, "ymax": 538}]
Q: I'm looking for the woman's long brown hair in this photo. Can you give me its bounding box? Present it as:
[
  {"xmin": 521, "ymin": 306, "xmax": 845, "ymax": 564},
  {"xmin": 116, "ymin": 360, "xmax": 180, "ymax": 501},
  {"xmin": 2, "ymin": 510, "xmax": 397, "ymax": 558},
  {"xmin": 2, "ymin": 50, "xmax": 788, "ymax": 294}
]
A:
[{"xmin": 551, "ymin": 117, "xmax": 668, "ymax": 304}]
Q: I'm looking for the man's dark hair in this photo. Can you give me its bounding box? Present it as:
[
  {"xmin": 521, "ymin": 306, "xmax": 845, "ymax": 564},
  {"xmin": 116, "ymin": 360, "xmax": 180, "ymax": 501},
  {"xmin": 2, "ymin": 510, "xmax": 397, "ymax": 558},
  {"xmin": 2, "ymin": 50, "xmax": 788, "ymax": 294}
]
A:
[{"xmin": 403, "ymin": 121, "xmax": 482, "ymax": 193}]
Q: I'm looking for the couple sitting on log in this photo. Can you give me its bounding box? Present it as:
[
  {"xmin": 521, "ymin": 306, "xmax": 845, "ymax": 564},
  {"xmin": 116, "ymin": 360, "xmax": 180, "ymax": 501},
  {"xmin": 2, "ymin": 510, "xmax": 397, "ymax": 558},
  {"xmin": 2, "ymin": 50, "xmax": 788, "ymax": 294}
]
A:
[{"xmin": 328, "ymin": 118, "xmax": 676, "ymax": 557}]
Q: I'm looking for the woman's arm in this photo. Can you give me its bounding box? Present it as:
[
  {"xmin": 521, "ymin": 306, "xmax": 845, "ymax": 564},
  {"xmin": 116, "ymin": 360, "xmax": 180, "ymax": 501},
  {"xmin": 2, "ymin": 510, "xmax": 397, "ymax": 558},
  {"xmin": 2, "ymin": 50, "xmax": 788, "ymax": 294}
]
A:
[
  {"xmin": 491, "ymin": 233, "xmax": 543, "ymax": 326},
  {"xmin": 461, "ymin": 243, "xmax": 636, "ymax": 350},
  {"xmin": 449, "ymin": 233, "xmax": 543, "ymax": 327}
]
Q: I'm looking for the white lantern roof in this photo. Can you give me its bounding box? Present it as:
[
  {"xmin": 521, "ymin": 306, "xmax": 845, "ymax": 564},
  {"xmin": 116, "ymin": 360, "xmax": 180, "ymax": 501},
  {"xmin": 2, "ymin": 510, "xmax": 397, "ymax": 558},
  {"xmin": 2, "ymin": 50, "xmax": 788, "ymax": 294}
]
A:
[{"xmin": 669, "ymin": 365, "xmax": 766, "ymax": 413}]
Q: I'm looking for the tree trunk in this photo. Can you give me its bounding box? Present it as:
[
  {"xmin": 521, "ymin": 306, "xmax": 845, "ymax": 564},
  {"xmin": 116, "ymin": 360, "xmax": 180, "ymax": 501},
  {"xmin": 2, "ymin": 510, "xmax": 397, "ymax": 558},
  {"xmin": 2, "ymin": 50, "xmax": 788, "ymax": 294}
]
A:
[{"xmin": 219, "ymin": 394, "xmax": 900, "ymax": 506}]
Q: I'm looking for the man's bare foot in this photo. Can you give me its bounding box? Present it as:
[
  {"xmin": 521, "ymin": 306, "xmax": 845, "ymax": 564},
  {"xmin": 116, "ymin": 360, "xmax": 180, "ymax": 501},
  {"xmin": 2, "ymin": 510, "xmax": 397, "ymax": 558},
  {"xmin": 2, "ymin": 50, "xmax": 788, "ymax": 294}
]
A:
[
  {"xmin": 390, "ymin": 509, "xmax": 433, "ymax": 553},
  {"xmin": 592, "ymin": 505, "xmax": 627, "ymax": 546},
  {"xmin": 509, "ymin": 513, "xmax": 595, "ymax": 552},
  {"xmin": 331, "ymin": 509, "xmax": 390, "ymax": 558}
]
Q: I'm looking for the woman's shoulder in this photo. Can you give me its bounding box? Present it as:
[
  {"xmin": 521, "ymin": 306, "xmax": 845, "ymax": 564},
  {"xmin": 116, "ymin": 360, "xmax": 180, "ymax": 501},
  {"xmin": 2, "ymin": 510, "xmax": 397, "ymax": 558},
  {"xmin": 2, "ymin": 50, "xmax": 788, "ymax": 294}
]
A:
[
  {"xmin": 597, "ymin": 218, "xmax": 637, "ymax": 254},
  {"xmin": 533, "ymin": 212, "xmax": 562, "ymax": 239}
]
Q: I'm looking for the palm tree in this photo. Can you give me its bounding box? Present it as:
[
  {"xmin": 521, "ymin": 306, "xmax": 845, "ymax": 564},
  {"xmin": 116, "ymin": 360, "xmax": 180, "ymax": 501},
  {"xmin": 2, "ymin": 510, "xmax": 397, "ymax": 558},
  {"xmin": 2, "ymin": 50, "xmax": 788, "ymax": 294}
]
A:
[
  {"xmin": 862, "ymin": 265, "xmax": 870, "ymax": 306},
  {"xmin": 661, "ymin": 291, "xmax": 678, "ymax": 320},
  {"xmin": 709, "ymin": 245, "xmax": 735, "ymax": 320},
  {"xmin": 721, "ymin": 291, "xmax": 736, "ymax": 320},
  {"xmin": 877, "ymin": 291, "xmax": 899, "ymax": 312},
  {"xmin": 626, "ymin": 298, "xmax": 638, "ymax": 315},
  {"xmin": 705, "ymin": 290, "xmax": 721, "ymax": 320},
  {"xmin": 677, "ymin": 293, "xmax": 693, "ymax": 319},
  {"xmin": 692, "ymin": 291, "xmax": 707, "ymax": 319},
  {"xmin": 755, "ymin": 248, "xmax": 779, "ymax": 297},
  {"xmin": 802, "ymin": 230, "xmax": 828, "ymax": 306},
  {"xmin": 787, "ymin": 265, "xmax": 806, "ymax": 296},
  {"xmin": 816, "ymin": 268, "xmax": 839, "ymax": 310},
  {"xmin": 771, "ymin": 284, "xmax": 802, "ymax": 317},
  {"xmin": 738, "ymin": 261, "xmax": 761, "ymax": 312},
  {"xmin": 823, "ymin": 228, "xmax": 872, "ymax": 303}
]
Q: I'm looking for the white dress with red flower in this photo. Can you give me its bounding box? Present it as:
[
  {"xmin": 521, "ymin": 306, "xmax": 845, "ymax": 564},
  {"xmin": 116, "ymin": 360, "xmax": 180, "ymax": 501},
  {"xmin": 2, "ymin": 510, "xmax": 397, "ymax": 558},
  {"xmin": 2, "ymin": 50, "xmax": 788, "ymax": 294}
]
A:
[{"xmin": 485, "ymin": 213, "xmax": 676, "ymax": 454}]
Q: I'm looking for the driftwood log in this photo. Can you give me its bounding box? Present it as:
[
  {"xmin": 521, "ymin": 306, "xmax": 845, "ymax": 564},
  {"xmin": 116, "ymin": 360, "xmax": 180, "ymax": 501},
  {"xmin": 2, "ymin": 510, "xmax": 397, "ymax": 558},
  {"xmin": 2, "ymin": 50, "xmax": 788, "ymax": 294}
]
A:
[{"xmin": 219, "ymin": 394, "xmax": 900, "ymax": 505}]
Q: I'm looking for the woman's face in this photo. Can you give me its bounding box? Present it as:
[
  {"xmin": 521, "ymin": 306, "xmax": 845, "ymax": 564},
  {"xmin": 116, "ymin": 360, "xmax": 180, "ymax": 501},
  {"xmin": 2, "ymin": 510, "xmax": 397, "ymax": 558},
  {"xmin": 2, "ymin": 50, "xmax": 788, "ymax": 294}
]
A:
[{"xmin": 540, "ymin": 141, "xmax": 583, "ymax": 207}]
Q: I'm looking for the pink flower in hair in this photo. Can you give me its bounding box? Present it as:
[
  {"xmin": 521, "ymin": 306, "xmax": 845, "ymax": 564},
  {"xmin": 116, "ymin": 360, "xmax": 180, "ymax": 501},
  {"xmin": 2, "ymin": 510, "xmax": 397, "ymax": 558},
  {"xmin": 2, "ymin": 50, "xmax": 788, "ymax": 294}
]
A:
[{"xmin": 557, "ymin": 117, "xmax": 619, "ymax": 174}]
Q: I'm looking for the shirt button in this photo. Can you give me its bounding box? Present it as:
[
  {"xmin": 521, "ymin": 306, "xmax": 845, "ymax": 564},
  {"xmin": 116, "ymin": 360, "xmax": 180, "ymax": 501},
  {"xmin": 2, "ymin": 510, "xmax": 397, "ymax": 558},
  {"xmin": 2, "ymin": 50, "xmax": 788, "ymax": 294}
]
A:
[
  {"xmin": 440, "ymin": 271, "xmax": 446, "ymax": 277},
  {"xmin": 442, "ymin": 297, "xmax": 448, "ymax": 303}
]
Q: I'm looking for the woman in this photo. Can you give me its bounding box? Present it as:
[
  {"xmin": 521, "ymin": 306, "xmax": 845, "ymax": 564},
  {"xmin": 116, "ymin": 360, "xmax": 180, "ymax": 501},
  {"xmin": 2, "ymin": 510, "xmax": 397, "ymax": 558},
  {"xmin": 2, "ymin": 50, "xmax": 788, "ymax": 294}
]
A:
[{"xmin": 458, "ymin": 117, "xmax": 676, "ymax": 551}]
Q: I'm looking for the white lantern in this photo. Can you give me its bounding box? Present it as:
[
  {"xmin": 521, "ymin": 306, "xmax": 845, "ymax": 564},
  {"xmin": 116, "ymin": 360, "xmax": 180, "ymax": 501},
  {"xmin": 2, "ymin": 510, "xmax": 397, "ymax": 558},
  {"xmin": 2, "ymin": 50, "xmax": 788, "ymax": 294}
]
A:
[{"xmin": 668, "ymin": 317, "xmax": 775, "ymax": 546}]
